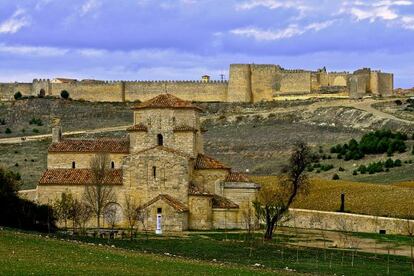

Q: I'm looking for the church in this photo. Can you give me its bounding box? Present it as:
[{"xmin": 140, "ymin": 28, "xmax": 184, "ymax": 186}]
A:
[{"xmin": 36, "ymin": 94, "xmax": 260, "ymax": 231}]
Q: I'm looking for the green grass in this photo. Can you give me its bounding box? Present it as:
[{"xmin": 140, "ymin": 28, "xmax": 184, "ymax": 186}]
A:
[
  {"xmin": 0, "ymin": 229, "xmax": 281, "ymax": 275},
  {"xmin": 59, "ymin": 230, "xmax": 414, "ymax": 275}
]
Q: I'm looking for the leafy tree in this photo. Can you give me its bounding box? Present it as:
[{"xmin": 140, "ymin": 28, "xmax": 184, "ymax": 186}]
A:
[
  {"xmin": 253, "ymin": 141, "xmax": 311, "ymax": 240},
  {"xmin": 14, "ymin": 91, "xmax": 22, "ymax": 100},
  {"xmin": 5, "ymin": 128, "xmax": 11, "ymax": 134},
  {"xmin": 60, "ymin": 90, "xmax": 70, "ymax": 99},
  {"xmin": 332, "ymin": 173, "xmax": 340, "ymax": 180}
]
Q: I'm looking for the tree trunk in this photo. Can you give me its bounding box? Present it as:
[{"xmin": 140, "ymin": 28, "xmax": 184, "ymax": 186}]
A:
[
  {"xmin": 264, "ymin": 221, "xmax": 276, "ymax": 240},
  {"xmin": 97, "ymin": 213, "xmax": 100, "ymax": 229}
]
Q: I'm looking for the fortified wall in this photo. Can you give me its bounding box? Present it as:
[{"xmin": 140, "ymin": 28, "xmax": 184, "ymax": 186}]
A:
[{"xmin": 0, "ymin": 64, "xmax": 394, "ymax": 103}]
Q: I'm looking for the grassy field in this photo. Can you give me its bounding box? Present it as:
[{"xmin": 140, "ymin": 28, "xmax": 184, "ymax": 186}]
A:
[
  {"xmin": 252, "ymin": 176, "xmax": 414, "ymax": 218},
  {"xmin": 0, "ymin": 229, "xmax": 282, "ymax": 275},
  {"xmin": 1, "ymin": 228, "xmax": 413, "ymax": 275}
]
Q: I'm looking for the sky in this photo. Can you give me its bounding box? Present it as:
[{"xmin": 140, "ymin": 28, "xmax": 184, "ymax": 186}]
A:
[{"xmin": 0, "ymin": 0, "xmax": 413, "ymax": 88}]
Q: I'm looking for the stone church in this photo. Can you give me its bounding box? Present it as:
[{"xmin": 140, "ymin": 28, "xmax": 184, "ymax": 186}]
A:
[{"xmin": 36, "ymin": 94, "xmax": 260, "ymax": 231}]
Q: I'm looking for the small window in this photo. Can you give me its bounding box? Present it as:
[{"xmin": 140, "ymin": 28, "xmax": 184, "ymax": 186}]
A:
[
  {"xmin": 72, "ymin": 161, "xmax": 76, "ymax": 169},
  {"xmin": 157, "ymin": 134, "xmax": 163, "ymax": 146},
  {"xmin": 111, "ymin": 161, "xmax": 115, "ymax": 169},
  {"xmin": 152, "ymin": 166, "xmax": 157, "ymax": 178},
  {"xmin": 157, "ymin": 208, "xmax": 162, "ymax": 214}
]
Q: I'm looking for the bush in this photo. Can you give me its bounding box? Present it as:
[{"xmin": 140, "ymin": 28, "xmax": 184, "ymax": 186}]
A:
[
  {"xmin": 332, "ymin": 173, "xmax": 340, "ymax": 180},
  {"xmin": 352, "ymin": 170, "xmax": 358, "ymax": 175},
  {"xmin": 14, "ymin": 91, "xmax": 22, "ymax": 100},
  {"xmin": 0, "ymin": 118, "xmax": 5, "ymax": 125},
  {"xmin": 60, "ymin": 90, "xmax": 70, "ymax": 99},
  {"xmin": 384, "ymin": 158, "xmax": 394, "ymax": 168},
  {"xmin": 32, "ymin": 128, "xmax": 39, "ymax": 133},
  {"xmin": 395, "ymin": 99, "xmax": 403, "ymax": 105},
  {"xmin": 5, "ymin": 128, "xmax": 11, "ymax": 134},
  {"xmin": 338, "ymin": 167, "xmax": 345, "ymax": 172},
  {"xmin": 29, "ymin": 118, "xmax": 43, "ymax": 126},
  {"xmin": 394, "ymin": 159, "xmax": 402, "ymax": 167}
]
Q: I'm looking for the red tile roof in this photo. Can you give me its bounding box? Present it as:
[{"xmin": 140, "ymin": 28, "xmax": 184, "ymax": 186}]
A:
[
  {"xmin": 195, "ymin": 154, "xmax": 230, "ymax": 170},
  {"xmin": 126, "ymin": 123, "xmax": 148, "ymax": 132},
  {"xmin": 48, "ymin": 138, "xmax": 129, "ymax": 153},
  {"xmin": 139, "ymin": 194, "xmax": 188, "ymax": 213},
  {"xmin": 38, "ymin": 169, "xmax": 123, "ymax": 185},
  {"xmin": 132, "ymin": 94, "xmax": 202, "ymax": 111},
  {"xmin": 173, "ymin": 124, "xmax": 198, "ymax": 132},
  {"xmin": 212, "ymin": 195, "xmax": 239, "ymax": 209},
  {"xmin": 188, "ymin": 182, "xmax": 213, "ymax": 196},
  {"xmin": 225, "ymin": 172, "xmax": 251, "ymax": 182}
]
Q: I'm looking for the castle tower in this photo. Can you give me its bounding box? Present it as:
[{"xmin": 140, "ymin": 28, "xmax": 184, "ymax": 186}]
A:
[
  {"xmin": 127, "ymin": 94, "xmax": 204, "ymax": 157},
  {"xmin": 227, "ymin": 64, "xmax": 252, "ymax": 102},
  {"xmin": 51, "ymin": 117, "xmax": 62, "ymax": 143}
]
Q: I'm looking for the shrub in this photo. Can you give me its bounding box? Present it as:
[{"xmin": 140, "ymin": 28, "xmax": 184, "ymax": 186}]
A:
[
  {"xmin": 395, "ymin": 99, "xmax": 403, "ymax": 105},
  {"xmin": 14, "ymin": 163, "xmax": 19, "ymax": 167},
  {"xmin": 352, "ymin": 170, "xmax": 358, "ymax": 175},
  {"xmin": 5, "ymin": 128, "xmax": 12, "ymax": 134},
  {"xmin": 0, "ymin": 118, "xmax": 5, "ymax": 125},
  {"xmin": 332, "ymin": 174, "xmax": 340, "ymax": 180},
  {"xmin": 60, "ymin": 90, "xmax": 70, "ymax": 99},
  {"xmin": 394, "ymin": 159, "xmax": 402, "ymax": 167},
  {"xmin": 29, "ymin": 118, "xmax": 43, "ymax": 126},
  {"xmin": 338, "ymin": 167, "xmax": 345, "ymax": 172},
  {"xmin": 14, "ymin": 91, "xmax": 22, "ymax": 100},
  {"xmin": 384, "ymin": 158, "xmax": 394, "ymax": 168},
  {"xmin": 32, "ymin": 128, "xmax": 39, "ymax": 133}
]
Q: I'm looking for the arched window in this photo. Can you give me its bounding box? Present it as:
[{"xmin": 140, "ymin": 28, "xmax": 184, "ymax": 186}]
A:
[
  {"xmin": 157, "ymin": 134, "xmax": 163, "ymax": 146},
  {"xmin": 72, "ymin": 161, "xmax": 76, "ymax": 169},
  {"xmin": 111, "ymin": 161, "xmax": 115, "ymax": 169},
  {"xmin": 152, "ymin": 166, "xmax": 157, "ymax": 178}
]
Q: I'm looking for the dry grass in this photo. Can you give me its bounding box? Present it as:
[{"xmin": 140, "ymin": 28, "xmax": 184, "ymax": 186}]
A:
[{"xmin": 251, "ymin": 176, "xmax": 414, "ymax": 219}]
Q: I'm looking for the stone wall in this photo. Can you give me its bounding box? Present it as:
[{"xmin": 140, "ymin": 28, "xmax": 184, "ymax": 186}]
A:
[
  {"xmin": 188, "ymin": 195, "xmax": 213, "ymax": 230},
  {"xmin": 377, "ymin": 72, "xmax": 394, "ymax": 97},
  {"xmin": 139, "ymin": 201, "xmax": 188, "ymax": 232},
  {"xmin": 279, "ymin": 71, "xmax": 312, "ymax": 94},
  {"xmin": 0, "ymin": 82, "xmax": 32, "ymax": 100},
  {"xmin": 250, "ymin": 64, "xmax": 281, "ymax": 102},
  {"xmin": 212, "ymin": 208, "xmax": 239, "ymax": 229},
  {"xmin": 192, "ymin": 169, "xmax": 229, "ymax": 193},
  {"xmin": 281, "ymin": 208, "xmax": 414, "ymax": 235},
  {"xmin": 48, "ymin": 152, "xmax": 126, "ymax": 169},
  {"xmin": 227, "ymin": 64, "xmax": 252, "ymax": 102}
]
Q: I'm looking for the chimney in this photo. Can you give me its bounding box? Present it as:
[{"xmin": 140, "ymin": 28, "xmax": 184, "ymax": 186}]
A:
[{"xmin": 51, "ymin": 117, "xmax": 62, "ymax": 143}]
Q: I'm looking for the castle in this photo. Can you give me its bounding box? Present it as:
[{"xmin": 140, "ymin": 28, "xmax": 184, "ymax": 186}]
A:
[
  {"xmin": 0, "ymin": 64, "xmax": 394, "ymax": 103},
  {"xmin": 35, "ymin": 94, "xmax": 260, "ymax": 231}
]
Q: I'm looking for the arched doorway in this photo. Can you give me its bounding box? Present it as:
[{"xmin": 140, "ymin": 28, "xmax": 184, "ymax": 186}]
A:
[{"xmin": 39, "ymin": 89, "xmax": 46, "ymax": 97}]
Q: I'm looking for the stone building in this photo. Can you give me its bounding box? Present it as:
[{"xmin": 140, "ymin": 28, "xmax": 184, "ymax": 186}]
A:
[{"xmin": 36, "ymin": 94, "xmax": 260, "ymax": 231}]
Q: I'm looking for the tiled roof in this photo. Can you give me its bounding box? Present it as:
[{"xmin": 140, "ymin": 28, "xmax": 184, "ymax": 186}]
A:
[
  {"xmin": 126, "ymin": 123, "xmax": 148, "ymax": 132},
  {"xmin": 135, "ymin": 145, "xmax": 191, "ymax": 158},
  {"xmin": 188, "ymin": 182, "xmax": 213, "ymax": 196},
  {"xmin": 132, "ymin": 94, "xmax": 202, "ymax": 111},
  {"xmin": 48, "ymin": 138, "xmax": 129, "ymax": 153},
  {"xmin": 173, "ymin": 124, "xmax": 198, "ymax": 132},
  {"xmin": 195, "ymin": 154, "xmax": 230, "ymax": 170},
  {"xmin": 212, "ymin": 195, "xmax": 239, "ymax": 209},
  {"xmin": 139, "ymin": 194, "xmax": 188, "ymax": 213},
  {"xmin": 38, "ymin": 169, "xmax": 123, "ymax": 185},
  {"xmin": 225, "ymin": 172, "xmax": 251, "ymax": 183}
]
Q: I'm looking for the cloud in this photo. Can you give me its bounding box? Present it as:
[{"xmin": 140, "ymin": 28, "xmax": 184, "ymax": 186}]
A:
[
  {"xmin": 0, "ymin": 44, "xmax": 68, "ymax": 57},
  {"xmin": 230, "ymin": 20, "xmax": 335, "ymax": 41},
  {"xmin": 0, "ymin": 9, "xmax": 30, "ymax": 34},
  {"xmin": 341, "ymin": 0, "xmax": 414, "ymax": 28},
  {"xmin": 80, "ymin": 0, "xmax": 101, "ymax": 16}
]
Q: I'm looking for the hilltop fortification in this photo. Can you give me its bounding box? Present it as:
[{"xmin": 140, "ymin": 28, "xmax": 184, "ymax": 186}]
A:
[{"xmin": 0, "ymin": 64, "xmax": 393, "ymax": 102}]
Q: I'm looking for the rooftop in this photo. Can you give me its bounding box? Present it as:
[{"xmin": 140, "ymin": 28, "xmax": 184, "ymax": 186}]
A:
[
  {"xmin": 132, "ymin": 94, "xmax": 202, "ymax": 111},
  {"xmin": 48, "ymin": 138, "xmax": 129, "ymax": 153},
  {"xmin": 39, "ymin": 169, "xmax": 123, "ymax": 185},
  {"xmin": 139, "ymin": 194, "xmax": 189, "ymax": 213},
  {"xmin": 225, "ymin": 171, "xmax": 251, "ymax": 182},
  {"xmin": 195, "ymin": 154, "xmax": 230, "ymax": 170}
]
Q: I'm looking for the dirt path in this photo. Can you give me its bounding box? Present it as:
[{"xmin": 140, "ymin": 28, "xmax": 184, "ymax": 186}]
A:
[{"xmin": 0, "ymin": 125, "xmax": 130, "ymax": 144}]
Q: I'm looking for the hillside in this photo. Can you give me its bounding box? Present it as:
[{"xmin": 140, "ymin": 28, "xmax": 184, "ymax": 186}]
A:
[{"xmin": 2, "ymin": 97, "xmax": 414, "ymax": 188}]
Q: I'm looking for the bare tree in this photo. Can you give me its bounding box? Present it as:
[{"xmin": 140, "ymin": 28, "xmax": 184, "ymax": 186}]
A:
[
  {"xmin": 137, "ymin": 206, "xmax": 149, "ymax": 240},
  {"xmin": 53, "ymin": 191, "xmax": 74, "ymax": 230},
  {"xmin": 253, "ymin": 141, "xmax": 311, "ymax": 240},
  {"xmin": 403, "ymin": 218, "xmax": 414, "ymax": 271},
  {"xmin": 103, "ymin": 203, "xmax": 119, "ymax": 230},
  {"xmin": 123, "ymin": 193, "xmax": 140, "ymax": 240},
  {"xmin": 83, "ymin": 153, "xmax": 116, "ymax": 229},
  {"xmin": 77, "ymin": 201, "xmax": 93, "ymax": 234}
]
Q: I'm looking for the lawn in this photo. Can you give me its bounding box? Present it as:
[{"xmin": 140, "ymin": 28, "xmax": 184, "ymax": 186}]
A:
[
  {"xmin": 0, "ymin": 229, "xmax": 281, "ymax": 275},
  {"xmin": 1, "ymin": 228, "xmax": 413, "ymax": 275}
]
